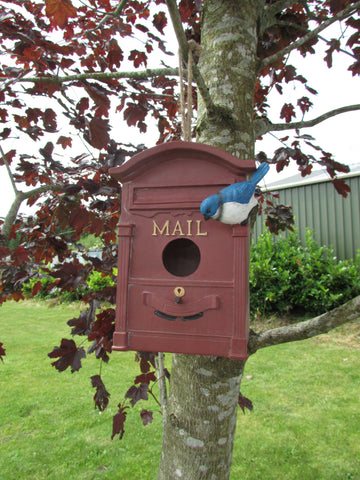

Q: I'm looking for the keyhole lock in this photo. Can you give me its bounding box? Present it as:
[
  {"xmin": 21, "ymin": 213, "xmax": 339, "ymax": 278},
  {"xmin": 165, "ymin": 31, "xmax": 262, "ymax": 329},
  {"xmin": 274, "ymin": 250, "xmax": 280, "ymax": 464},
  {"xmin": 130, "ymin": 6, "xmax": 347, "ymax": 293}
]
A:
[{"xmin": 174, "ymin": 286, "xmax": 185, "ymax": 304}]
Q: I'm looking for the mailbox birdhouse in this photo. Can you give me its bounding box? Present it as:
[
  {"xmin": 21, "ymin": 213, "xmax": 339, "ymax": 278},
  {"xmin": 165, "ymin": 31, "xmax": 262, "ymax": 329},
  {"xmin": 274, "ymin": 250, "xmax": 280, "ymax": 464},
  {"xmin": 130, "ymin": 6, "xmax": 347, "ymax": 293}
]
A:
[{"xmin": 110, "ymin": 142, "xmax": 256, "ymax": 359}]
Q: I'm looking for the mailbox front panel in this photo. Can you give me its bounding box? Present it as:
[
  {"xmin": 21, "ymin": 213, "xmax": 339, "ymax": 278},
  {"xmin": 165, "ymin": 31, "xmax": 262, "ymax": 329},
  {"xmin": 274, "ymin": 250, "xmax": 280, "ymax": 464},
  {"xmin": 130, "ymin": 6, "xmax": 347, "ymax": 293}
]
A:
[{"xmin": 111, "ymin": 142, "xmax": 255, "ymax": 359}]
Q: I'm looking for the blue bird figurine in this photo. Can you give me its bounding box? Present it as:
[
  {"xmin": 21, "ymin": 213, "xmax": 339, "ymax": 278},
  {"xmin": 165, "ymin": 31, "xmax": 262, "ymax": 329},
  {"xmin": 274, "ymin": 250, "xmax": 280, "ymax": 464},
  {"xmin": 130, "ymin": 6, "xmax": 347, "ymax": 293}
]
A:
[{"xmin": 200, "ymin": 162, "xmax": 270, "ymax": 225}]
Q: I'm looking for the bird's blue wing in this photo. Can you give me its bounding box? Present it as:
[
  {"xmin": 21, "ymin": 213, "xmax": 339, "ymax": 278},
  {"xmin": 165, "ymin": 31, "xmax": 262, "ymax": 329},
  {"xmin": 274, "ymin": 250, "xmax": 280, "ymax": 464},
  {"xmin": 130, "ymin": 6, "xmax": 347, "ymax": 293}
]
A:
[{"xmin": 220, "ymin": 163, "xmax": 269, "ymax": 204}]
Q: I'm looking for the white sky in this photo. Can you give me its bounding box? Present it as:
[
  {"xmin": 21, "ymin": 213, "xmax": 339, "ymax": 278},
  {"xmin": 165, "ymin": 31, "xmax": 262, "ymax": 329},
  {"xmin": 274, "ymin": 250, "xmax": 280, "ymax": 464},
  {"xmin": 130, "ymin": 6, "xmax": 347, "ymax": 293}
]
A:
[{"xmin": 0, "ymin": 14, "xmax": 359, "ymax": 218}]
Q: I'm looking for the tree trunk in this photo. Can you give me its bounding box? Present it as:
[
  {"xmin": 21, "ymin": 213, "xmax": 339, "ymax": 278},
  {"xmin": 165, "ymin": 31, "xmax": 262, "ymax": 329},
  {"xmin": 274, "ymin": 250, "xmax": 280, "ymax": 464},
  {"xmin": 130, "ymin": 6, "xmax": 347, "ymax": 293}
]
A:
[{"xmin": 158, "ymin": 2, "xmax": 259, "ymax": 479}]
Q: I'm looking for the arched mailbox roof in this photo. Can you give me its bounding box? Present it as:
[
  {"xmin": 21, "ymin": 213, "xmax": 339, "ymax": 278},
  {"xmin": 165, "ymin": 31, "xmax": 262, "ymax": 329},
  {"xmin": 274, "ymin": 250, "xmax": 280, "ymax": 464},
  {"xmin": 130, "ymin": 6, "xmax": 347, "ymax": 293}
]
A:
[{"xmin": 109, "ymin": 141, "xmax": 255, "ymax": 183}]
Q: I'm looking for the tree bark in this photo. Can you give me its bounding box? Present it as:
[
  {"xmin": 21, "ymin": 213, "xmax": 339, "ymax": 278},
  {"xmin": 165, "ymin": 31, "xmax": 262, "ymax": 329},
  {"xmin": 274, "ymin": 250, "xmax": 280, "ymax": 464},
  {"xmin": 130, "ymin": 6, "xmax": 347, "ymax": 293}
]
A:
[{"xmin": 158, "ymin": 2, "xmax": 259, "ymax": 479}]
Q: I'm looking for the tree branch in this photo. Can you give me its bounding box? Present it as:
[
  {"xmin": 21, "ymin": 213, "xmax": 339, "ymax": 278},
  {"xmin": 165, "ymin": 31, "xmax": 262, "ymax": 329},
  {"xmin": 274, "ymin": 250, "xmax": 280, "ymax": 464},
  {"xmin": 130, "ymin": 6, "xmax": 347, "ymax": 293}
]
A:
[
  {"xmin": 259, "ymin": 0, "xmax": 306, "ymax": 36},
  {"xmin": 259, "ymin": 1, "xmax": 360, "ymax": 70},
  {"xmin": 0, "ymin": 185, "xmax": 64, "ymax": 245},
  {"xmin": 1, "ymin": 67, "xmax": 180, "ymax": 86},
  {"xmin": 254, "ymin": 104, "xmax": 360, "ymax": 136},
  {"xmin": 248, "ymin": 295, "xmax": 360, "ymax": 355},
  {"xmin": 165, "ymin": 0, "xmax": 216, "ymax": 115},
  {"xmin": 85, "ymin": 0, "xmax": 128, "ymax": 34},
  {"xmin": 0, "ymin": 144, "xmax": 18, "ymax": 195}
]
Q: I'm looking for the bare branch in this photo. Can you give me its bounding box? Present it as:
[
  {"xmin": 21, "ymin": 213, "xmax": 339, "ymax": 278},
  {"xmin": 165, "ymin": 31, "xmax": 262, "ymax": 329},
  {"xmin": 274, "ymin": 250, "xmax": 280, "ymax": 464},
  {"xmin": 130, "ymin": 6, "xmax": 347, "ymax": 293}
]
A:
[
  {"xmin": 0, "ymin": 144, "xmax": 18, "ymax": 195},
  {"xmin": 248, "ymin": 295, "xmax": 360, "ymax": 355},
  {"xmin": 255, "ymin": 104, "xmax": 360, "ymax": 136},
  {"xmin": 165, "ymin": 0, "xmax": 216, "ymax": 115},
  {"xmin": 259, "ymin": 1, "xmax": 360, "ymax": 70},
  {"xmin": 1, "ymin": 67, "xmax": 179, "ymax": 86}
]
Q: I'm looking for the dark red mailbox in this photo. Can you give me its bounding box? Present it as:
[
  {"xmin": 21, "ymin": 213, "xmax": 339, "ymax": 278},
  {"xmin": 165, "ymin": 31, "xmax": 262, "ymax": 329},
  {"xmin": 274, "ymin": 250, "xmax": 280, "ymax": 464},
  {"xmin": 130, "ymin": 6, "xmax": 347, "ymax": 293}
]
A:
[{"xmin": 110, "ymin": 142, "xmax": 255, "ymax": 359}]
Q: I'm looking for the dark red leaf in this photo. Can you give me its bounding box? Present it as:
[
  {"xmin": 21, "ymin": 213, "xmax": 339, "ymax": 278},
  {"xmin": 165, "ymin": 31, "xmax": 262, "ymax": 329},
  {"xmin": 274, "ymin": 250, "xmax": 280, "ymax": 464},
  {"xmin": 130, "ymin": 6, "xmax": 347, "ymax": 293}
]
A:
[
  {"xmin": 84, "ymin": 84, "xmax": 111, "ymax": 110},
  {"xmin": 57, "ymin": 136, "xmax": 72, "ymax": 149},
  {"xmin": 297, "ymin": 96, "xmax": 312, "ymax": 114},
  {"xmin": 86, "ymin": 118, "xmax": 110, "ymax": 150},
  {"xmin": 280, "ymin": 103, "xmax": 296, "ymax": 123},
  {"xmin": 67, "ymin": 301, "xmax": 98, "ymax": 336},
  {"xmin": 153, "ymin": 12, "xmax": 167, "ymax": 33},
  {"xmin": 329, "ymin": 0, "xmax": 350, "ymax": 14},
  {"xmin": 11, "ymin": 246, "xmax": 30, "ymax": 266},
  {"xmin": 51, "ymin": 261, "xmax": 91, "ymax": 289},
  {"xmin": 43, "ymin": 108, "xmax": 57, "ymax": 132},
  {"xmin": 135, "ymin": 371, "xmax": 157, "ymax": 385},
  {"xmin": 125, "ymin": 383, "xmax": 149, "ymax": 407},
  {"xmin": 123, "ymin": 103, "xmax": 148, "ymax": 127},
  {"xmin": 238, "ymin": 392, "xmax": 253, "ymax": 414},
  {"xmin": 112, "ymin": 404, "xmax": 129, "ymax": 440},
  {"xmin": 39, "ymin": 142, "xmax": 54, "ymax": 161},
  {"xmin": 348, "ymin": 60, "xmax": 360, "ymax": 76},
  {"xmin": 107, "ymin": 39, "xmax": 123, "ymax": 69},
  {"xmin": 332, "ymin": 178, "xmax": 351, "ymax": 198},
  {"xmin": 179, "ymin": 0, "xmax": 196, "ymax": 21},
  {"xmin": 48, "ymin": 338, "xmax": 86, "ymax": 373},
  {"xmin": 76, "ymin": 97, "xmax": 90, "ymax": 115},
  {"xmin": 45, "ymin": 0, "xmax": 77, "ymax": 28},
  {"xmin": 140, "ymin": 409, "xmax": 153, "ymax": 426},
  {"xmin": 140, "ymin": 355, "xmax": 151, "ymax": 373},
  {"xmin": 32, "ymin": 280, "xmax": 43, "ymax": 297},
  {"xmin": 91, "ymin": 374, "xmax": 110, "ymax": 412},
  {"xmin": 0, "ymin": 342, "xmax": 6, "ymax": 362},
  {"xmin": 87, "ymin": 308, "xmax": 115, "ymax": 360},
  {"xmin": 128, "ymin": 50, "xmax": 147, "ymax": 68},
  {"xmin": 0, "ymin": 149, "xmax": 16, "ymax": 167}
]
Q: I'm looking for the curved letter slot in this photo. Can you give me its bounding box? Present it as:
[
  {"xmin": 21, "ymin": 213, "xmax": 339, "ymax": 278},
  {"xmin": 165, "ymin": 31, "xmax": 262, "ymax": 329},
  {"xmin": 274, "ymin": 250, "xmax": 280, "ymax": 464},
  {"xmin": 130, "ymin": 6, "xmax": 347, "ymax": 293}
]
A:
[{"xmin": 143, "ymin": 291, "xmax": 219, "ymax": 320}]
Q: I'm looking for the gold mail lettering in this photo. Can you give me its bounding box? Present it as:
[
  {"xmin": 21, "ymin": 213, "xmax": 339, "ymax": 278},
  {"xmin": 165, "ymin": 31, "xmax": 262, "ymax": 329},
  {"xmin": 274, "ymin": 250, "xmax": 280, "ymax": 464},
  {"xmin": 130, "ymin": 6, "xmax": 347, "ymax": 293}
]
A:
[{"xmin": 152, "ymin": 219, "xmax": 208, "ymax": 237}]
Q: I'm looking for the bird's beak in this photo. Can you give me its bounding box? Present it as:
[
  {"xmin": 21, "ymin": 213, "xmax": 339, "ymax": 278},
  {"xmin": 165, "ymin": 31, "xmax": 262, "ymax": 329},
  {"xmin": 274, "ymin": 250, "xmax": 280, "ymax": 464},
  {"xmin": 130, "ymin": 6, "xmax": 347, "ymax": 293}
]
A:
[{"xmin": 203, "ymin": 215, "xmax": 210, "ymax": 221}]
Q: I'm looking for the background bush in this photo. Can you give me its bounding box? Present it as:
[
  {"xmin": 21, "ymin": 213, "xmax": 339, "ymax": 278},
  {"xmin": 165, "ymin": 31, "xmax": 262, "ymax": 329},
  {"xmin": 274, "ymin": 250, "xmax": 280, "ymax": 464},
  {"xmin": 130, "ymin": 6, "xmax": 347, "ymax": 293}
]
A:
[
  {"xmin": 250, "ymin": 228, "xmax": 360, "ymax": 317},
  {"xmin": 23, "ymin": 269, "xmax": 115, "ymax": 302}
]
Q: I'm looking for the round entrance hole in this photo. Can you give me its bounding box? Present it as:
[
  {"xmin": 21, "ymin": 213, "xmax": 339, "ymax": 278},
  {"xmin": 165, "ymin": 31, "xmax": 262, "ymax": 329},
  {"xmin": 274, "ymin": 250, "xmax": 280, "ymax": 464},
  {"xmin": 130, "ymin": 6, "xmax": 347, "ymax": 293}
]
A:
[{"xmin": 162, "ymin": 238, "xmax": 201, "ymax": 277}]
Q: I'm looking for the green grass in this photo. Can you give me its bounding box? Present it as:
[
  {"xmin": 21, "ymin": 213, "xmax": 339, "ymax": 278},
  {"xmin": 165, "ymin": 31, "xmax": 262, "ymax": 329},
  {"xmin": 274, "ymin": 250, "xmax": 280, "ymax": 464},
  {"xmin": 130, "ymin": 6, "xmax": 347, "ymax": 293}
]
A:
[{"xmin": 0, "ymin": 301, "xmax": 359, "ymax": 480}]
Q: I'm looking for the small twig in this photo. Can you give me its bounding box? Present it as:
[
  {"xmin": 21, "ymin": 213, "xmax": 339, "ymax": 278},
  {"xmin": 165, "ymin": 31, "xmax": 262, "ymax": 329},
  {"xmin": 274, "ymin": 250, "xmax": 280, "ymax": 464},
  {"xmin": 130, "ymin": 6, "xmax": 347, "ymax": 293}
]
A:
[
  {"xmin": 148, "ymin": 385, "xmax": 162, "ymax": 409},
  {"xmin": 155, "ymin": 352, "xmax": 168, "ymax": 413}
]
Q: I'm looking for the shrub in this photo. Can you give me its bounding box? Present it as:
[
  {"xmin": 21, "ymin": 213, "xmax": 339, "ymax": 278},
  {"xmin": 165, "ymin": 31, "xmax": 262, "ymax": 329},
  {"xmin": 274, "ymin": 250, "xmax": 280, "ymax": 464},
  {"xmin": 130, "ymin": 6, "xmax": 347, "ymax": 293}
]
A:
[
  {"xmin": 86, "ymin": 270, "xmax": 116, "ymax": 292},
  {"xmin": 250, "ymin": 229, "xmax": 360, "ymax": 317},
  {"xmin": 22, "ymin": 269, "xmax": 115, "ymax": 301}
]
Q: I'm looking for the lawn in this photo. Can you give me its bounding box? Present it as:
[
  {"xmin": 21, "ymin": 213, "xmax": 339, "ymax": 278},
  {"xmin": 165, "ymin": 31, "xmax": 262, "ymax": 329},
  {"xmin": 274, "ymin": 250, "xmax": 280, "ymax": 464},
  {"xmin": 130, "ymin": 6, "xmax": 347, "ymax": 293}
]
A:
[{"xmin": 0, "ymin": 301, "xmax": 359, "ymax": 480}]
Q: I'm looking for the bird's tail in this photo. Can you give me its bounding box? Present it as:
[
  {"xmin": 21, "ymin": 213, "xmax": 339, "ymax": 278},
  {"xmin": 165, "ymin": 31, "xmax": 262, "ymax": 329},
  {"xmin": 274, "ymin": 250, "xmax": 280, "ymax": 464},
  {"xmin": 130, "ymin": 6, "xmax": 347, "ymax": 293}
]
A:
[{"xmin": 250, "ymin": 162, "xmax": 270, "ymax": 185}]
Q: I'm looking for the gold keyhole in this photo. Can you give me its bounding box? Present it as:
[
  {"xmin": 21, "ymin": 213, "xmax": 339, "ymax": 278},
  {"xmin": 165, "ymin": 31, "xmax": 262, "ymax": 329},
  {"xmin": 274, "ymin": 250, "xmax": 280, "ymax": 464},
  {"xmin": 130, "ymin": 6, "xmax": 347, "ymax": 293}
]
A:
[{"xmin": 174, "ymin": 287, "xmax": 185, "ymax": 298}]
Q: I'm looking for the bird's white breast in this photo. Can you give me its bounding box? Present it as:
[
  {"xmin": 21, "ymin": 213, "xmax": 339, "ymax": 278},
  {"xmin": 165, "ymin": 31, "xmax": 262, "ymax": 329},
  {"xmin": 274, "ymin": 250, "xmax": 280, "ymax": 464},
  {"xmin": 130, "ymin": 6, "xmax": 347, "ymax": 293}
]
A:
[{"xmin": 213, "ymin": 196, "xmax": 258, "ymax": 224}]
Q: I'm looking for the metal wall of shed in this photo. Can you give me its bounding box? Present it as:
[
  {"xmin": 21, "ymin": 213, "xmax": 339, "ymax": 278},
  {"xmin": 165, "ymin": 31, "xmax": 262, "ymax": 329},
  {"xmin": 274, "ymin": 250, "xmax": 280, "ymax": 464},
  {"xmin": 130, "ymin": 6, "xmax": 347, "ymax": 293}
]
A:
[{"xmin": 253, "ymin": 175, "xmax": 360, "ymax": 260}]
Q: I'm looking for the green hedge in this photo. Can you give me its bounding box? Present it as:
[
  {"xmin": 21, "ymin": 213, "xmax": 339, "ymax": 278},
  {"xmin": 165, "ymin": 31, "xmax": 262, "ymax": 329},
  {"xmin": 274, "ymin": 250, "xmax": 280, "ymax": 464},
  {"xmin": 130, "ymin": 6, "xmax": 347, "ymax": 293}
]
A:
[{"xmin": 250, "ymin": 228, "xmax": 360, "ymax": 316}]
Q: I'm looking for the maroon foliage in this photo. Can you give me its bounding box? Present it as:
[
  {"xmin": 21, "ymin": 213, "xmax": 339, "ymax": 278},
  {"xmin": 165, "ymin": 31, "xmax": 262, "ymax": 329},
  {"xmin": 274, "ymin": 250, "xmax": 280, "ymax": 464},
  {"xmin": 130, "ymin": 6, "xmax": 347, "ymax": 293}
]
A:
[
  {"xmin": 238, "ymin": 392, "xmax": 253, "ymax": 414},
  {"xmin": 48, "ymin": 338, "xmax": 86, "ymax": 373},
  {"xmin": 0, "ymin": 342, "xmax": 6, "ymax": 362},
  {"xmin": 140, "ymin": 409, "xmax": 153, "ymax": 426},
  {"xmin": 91, "ymin": 374, "xmax": 111, "ymax": 411},
  {"xmin": 112, "ymin": 404, "xmax": 129, "ymax": 440},
  {"xmin": 125, "ymin": 383, "xmax": 149, "ymax": 407}
]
